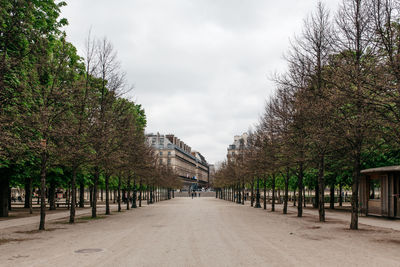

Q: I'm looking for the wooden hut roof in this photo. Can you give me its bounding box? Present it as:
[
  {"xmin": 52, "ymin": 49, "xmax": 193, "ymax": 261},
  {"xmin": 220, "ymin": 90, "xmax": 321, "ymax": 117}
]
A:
[{"xmin": 361, "ymin": 166, "xmax": 400, "ymax": 174}]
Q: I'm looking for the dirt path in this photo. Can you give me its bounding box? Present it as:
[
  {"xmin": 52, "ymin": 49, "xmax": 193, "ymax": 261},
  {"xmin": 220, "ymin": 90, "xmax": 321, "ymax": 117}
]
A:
[{"xmin": 1, "ymin": 198, "xmax": 400, "ymax": 267}]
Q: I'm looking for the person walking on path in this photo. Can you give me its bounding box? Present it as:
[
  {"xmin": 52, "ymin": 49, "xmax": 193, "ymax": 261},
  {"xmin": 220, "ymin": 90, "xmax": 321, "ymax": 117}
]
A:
[{"xmin": 191, "ymin": 192, "xmax": 194, "ymax": 199}]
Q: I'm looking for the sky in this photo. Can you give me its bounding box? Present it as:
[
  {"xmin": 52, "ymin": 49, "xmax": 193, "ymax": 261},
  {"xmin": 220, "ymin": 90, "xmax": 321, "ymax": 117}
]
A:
[{"xmin": 61, "ymin": 0, "xmax": 341, "ymax": 164}]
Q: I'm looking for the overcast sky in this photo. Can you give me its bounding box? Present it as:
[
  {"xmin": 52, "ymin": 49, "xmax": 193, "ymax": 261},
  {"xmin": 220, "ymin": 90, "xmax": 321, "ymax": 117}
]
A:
[{"xmin": 61, "ymin": 0, "xmax": 341, "ymax": 164}]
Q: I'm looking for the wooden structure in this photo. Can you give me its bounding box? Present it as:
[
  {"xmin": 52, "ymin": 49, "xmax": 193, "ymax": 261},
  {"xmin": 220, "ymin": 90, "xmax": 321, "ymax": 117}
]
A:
[{"xmin": 360, "ymin": 166, "xmax": 400, "ymax": 218}]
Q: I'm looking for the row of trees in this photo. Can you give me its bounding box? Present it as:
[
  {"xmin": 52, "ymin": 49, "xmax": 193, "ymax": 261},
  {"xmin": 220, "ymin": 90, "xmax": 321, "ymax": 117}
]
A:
[
  {"xmin": 0, "ymin": 1, "xmax": 179, "ymax": 230},
  {"xmin": 215, "ymin": 0, "xmax": 400, "ymax": 230}
]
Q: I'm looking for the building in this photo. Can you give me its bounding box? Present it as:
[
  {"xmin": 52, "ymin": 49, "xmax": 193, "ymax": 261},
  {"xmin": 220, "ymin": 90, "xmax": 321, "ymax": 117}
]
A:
[
  {"xmin": 227, "ymin": 132, "xmax": 248, "ymax": 160},
  {"xmin": 360, "ymin": 166, "xmax": 400, "ymax": 218},
  {"xmin": 191, "ymin": 151, "xmax": 209, "ymax": 185},
  {"xmin": 147, "ymin": 133, "xmax": 209, "ymax": 190}
]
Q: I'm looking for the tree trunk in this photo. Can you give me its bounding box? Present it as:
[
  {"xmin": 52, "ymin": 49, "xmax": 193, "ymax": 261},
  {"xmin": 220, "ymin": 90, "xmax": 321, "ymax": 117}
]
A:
[
  {"xmin": 39, "ymin": 152, "xmax": 47, "ymax": 230},
  {"xmin": 69, "ymin": 167, "xmax": 77, "ymax": 223},
  {"xmin": 139, "ymin": 179, "xmax": 142, "ymax": 207},
  {"xmin": 272, "ymin": 174, "xmax": 276, "ymax": 212},
  {"xmin": 255, "ymin": 178, "xmax": 261, "ymax": 208},
  {"xmin": 350, "ymin": 153, "xmax": 361, "ymax": 230},
  {"xmin": 242, "ymin": 182, "xmax": 245, "ymax": 205},
  {"xmin": 250, "ymin": 182, "xmax": 254, "ymax": 207},
  {"xmin": 0, "ymin": 177, "xmax": 9, "ymax": 217},
  {"xmin": 29, "ymin": 178, "xmax": 33, "ymax": 214},
  {"xmin": 236, "ymin": 183, "xmax": 240, "ymax": 204},
  {"xmin": 117, "ymin": 176, "xmax": 121, "ymax": 212},
  {"xmin": 283, "ymin": 168, "xmax": 289, "ymax": 214},
  {"xmin": 263, "ymin": 178, "xmax": 267, "ymax": 210},
  {"xmin": 91, "ymin": 167, "xmax": 99, "ymax": 218},
  {"xmin": 131, "ymin": 179, "xmax": 137, "ymax": 208},
  {"xmin": 24, "ymin": 177, "xmax": 30, "ymax": 208},
  {"xmin": 297, "ymin": 163, "xmax": 304, "ymax": 217},
  {"xmin": 79, "ymin": 181, "xmax": 85, "ymax": 208},
  {"xmin": 318, "ymin": 155, "xmax": 325, "ymax": 221},
  {"xmin": 8, "ymin": 186, "xmax": 11, "ymax": 211},
  {"xmin": 339, "ymin": 182, "xmax": 343, "ymax": 207},
  {"xmin": 105, "ymin": 174, "xmax": 110, "ymax": 215},
  {"xmin": 126, "ymin": 177, "xmax": 131, "ymax": 210}
]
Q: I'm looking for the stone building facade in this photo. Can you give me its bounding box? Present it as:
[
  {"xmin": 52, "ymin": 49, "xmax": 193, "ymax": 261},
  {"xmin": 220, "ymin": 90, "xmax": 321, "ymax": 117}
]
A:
[
  {"xmin": 227, "ymin": 132, "xmax": 248, "ymax": 160},
  {"xmin": 147, "ymin": 133, "xmax": 209, "ymax": 190}
]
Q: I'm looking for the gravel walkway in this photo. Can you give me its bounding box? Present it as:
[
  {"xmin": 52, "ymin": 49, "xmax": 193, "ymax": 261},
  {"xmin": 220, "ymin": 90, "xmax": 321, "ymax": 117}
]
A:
[{"xmin": 1, "ymin": 198, "xmax": 400, "ymax": 267}]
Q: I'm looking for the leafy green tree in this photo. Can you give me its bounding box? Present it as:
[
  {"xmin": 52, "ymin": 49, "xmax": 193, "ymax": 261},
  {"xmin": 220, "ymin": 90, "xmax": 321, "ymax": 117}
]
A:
[{"xmin": 0, "ymin": 0, "xmax": 67, "ymax": 218}]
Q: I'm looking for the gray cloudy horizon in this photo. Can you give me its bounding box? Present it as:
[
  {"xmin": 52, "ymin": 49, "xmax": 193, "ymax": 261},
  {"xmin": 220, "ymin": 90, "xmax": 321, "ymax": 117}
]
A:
[{"xmin": 61, "ymin": 0, "xmax": 341, "ymax": 164}]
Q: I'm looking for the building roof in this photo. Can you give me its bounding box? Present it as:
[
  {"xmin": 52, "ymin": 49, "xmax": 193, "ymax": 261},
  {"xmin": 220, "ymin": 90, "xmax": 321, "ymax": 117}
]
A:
[
  {"xmin": 361, "ymin": 166, "xmax": 400, "ymax": 174},
  {"xmin": 146, "ymin": 133, "xmax": 208, "ymax": 167}
]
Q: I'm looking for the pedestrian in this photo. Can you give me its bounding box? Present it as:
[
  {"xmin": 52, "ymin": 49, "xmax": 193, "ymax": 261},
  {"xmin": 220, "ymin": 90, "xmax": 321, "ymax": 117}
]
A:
[
  {"xmin": 199, "ymin": 192, "xmax": 201, "ymax": 197},
  {"xmin": 191, "ymin": 192, "xmax": 194, "ymax": 199}
]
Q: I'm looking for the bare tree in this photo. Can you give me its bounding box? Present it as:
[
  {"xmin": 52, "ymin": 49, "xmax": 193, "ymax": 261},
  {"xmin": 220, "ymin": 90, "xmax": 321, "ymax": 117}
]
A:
[
  {"xmin": 292, "ymin": 2, "xmax": 335, "ymax": 222},
  {"xmin": 332, "ymin": 0, "xmax": 378, "ymax": 229}
]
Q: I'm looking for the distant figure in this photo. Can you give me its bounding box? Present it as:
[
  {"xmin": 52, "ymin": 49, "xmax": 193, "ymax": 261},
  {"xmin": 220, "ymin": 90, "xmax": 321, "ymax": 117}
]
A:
[
  {"xmin": 191, "ymin": 192, "xmax": 194, "ymax": 199},
  {"xmin": 199, "ymin": 192, "xmax": 201, "ymax": 197}
]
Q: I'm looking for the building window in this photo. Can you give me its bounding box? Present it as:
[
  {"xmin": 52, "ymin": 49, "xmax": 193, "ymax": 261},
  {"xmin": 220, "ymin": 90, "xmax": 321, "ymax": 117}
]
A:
[
  {"xmin": 159, "ymin": 159, "xmax": 163, "ymax": 165},
  {"xmin": 159, "ymin": 138, "xmax": 164, "ymax": 148},
  {"xmin": 168, "ymin": 151, "xmax": 171, "ymax": 156},
  {"xmin": 159, "ymin": 151, "xmax": 163, "ymax": 156},
  {"xmin": 369, "ymin": 179, "xmax": 381, "ymax": 200},
  {"xmin": 167, "ymin": 159, "xmax": 171, "ymax": 165},
  {"xmin": 152, "ymin": 138, "xmax": 156, "ymax": 145}
]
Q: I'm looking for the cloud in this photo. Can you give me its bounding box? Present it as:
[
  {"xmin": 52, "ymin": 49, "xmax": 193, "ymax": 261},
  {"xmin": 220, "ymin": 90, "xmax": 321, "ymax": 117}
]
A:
[{"xmin": 61, "ymin": 0, "xmax": 341, "ymax": 163}]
